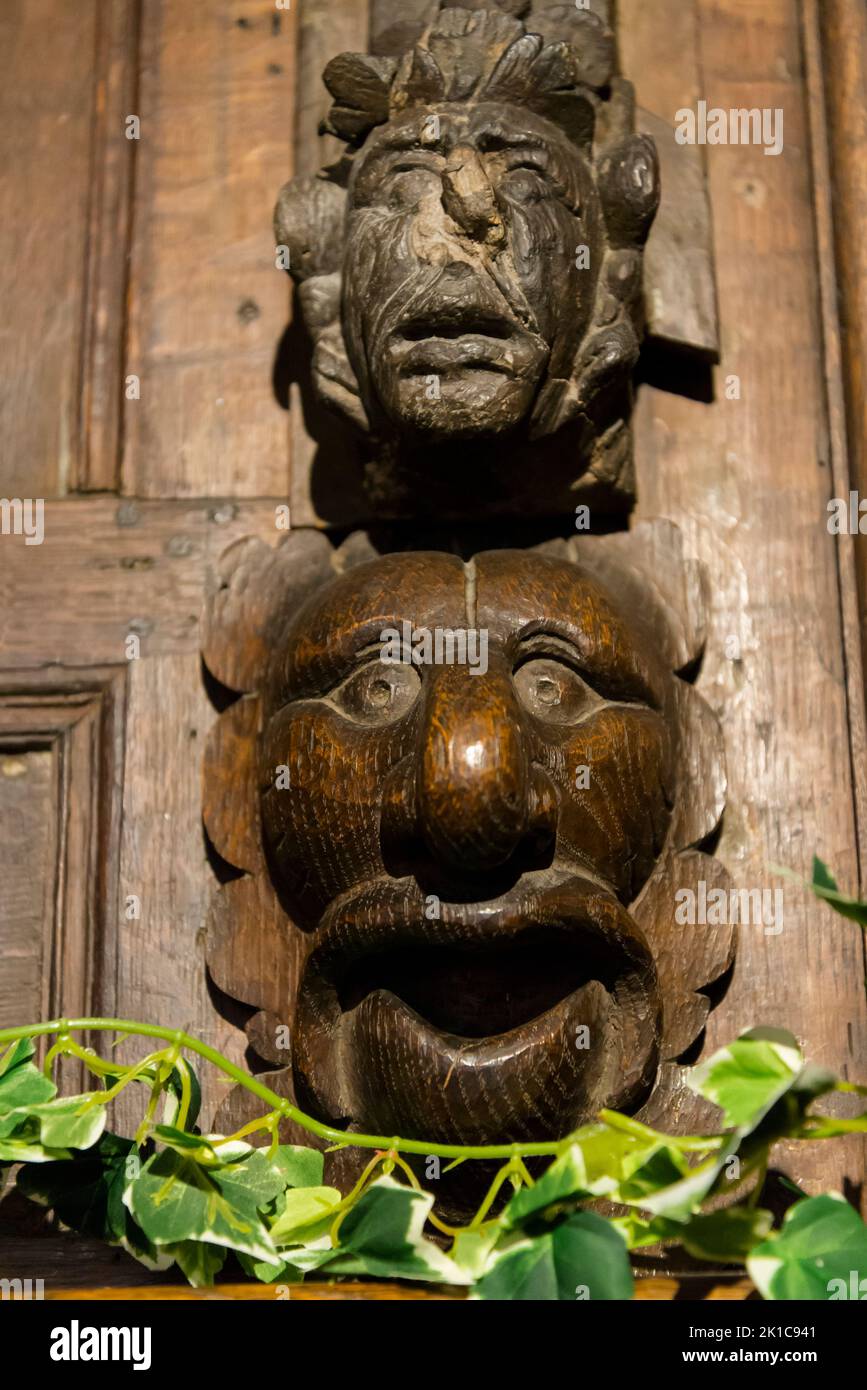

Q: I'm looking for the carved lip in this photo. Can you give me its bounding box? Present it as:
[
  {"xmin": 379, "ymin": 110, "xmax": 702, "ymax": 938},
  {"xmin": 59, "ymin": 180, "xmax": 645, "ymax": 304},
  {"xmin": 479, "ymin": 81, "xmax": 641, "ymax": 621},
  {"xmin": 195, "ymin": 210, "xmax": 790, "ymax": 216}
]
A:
[
  {"xmin": 294, "ymin": 872, "xmax": 661, "ymax": 1143},
  {"xmin": 391, "ymin": 305, "xmax": 538, "ymax": 376}
]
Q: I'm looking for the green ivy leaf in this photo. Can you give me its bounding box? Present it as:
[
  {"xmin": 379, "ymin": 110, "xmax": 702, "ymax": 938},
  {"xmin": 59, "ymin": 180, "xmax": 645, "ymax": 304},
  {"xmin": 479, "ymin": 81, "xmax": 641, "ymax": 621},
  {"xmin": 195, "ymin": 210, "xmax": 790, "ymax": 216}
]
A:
[
  {"xmin": 680, "ymin": 1207, "xmax": 774, "ymax": 1263},
  {"xmin": 809, "ymin": 857, "xmax": 867, "ymax": 928},
  {"xmin": 18, "ymin": 1132, "xmax": 135, "ymax": 1239},
  {"xmin": 503, "ymin": 1127, "xmax": 688, "ymax": 1231},
  {"xmin": 17, "ymin": 1131, "xmax": 170, "ymax": 1270},
  {"xmin": 474, "ymin": 1211, "xmax": 634, "ymax": 1301},
  {"xmin": 151, "ymin": 1125, "xmax": 224, "ymax": 1165},
  {"xmin": 271, "ymin": 1144, "xmax": 324, "ymax": 1190},
  {"xmin": 688, "ymin": 1028, "xmax": 804, "ymax": 1130},
  {"xmin": 164, "ymin": 1240, "xmax": 227, "ymax": 1288},
  {"xmin": 324, "ymin": 1176, "xmax": 470, "ymax": 1285},
  {"xmin": 24, "ymin": 1094, "xmax": 107, "ymax": 1150},
  {"xmin": 0, "ymin": 1039, "xmax": 56, "ymax": 1111},
  {"xmin": 0, "ymin": 1133, "xmax": 72, "ymax": 1163},
  {"xmin": 450, "ymin": 1226, "xmax": 501, "ymax": 1279},
  {"xmin": 748, "ymin": 1194, "xmax": 867, "ymax": 1300},
  {"xmin": 236, "ymin": 1251, "xmax": 304, "ymax": 1284},
  {"xmin": 124, "ymin": 1149, "xmax": 279, "ymax": 1263},
  {"xmin": 269, "ymin": 1186, "xmax": 342, "ymax": 1245}
]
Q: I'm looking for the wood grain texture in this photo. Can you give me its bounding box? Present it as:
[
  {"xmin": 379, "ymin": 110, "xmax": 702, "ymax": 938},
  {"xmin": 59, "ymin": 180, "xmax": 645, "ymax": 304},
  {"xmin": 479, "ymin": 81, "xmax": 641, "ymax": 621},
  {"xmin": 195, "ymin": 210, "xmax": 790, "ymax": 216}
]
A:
[
  {"xmin": 111, "ymin": 651, "xmax": 250, "ymax": 1134},
  {"xmin": 818, "ymin": 0, "xmax": 867, "ymax": 710},
  {"xmin": 0, "ymin": 499, "xmax": 284, "ymax": 668},
  {"xmin": 0, "ymin": 0, "xmax": 98, "ymax": 496},
  {"xmin": 0, "ymin": 672, "xmax": 126, "ymax": 1092},
  {"xmin": 76, "ymin": 0, "xmax": 142, "ymax": 492},
  {"xmin": 802, "ymin": 0, "xmax": 867, "ymax": 880},
  {"xmin": 620, "ymin": 0, "xmax": 867, "ymax": 1202},
  {"xmin": 122, "ymin": 0, "xmax": 297, "ymax": 498}
]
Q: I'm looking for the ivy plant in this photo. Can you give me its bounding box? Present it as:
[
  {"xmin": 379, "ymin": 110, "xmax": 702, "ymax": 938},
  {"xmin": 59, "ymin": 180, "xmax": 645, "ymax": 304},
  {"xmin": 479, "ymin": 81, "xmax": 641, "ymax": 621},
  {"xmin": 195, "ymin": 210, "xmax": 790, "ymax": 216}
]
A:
[{"xmin": 0, "ymin": 859, "xmax": 864, "ymax": 1300}]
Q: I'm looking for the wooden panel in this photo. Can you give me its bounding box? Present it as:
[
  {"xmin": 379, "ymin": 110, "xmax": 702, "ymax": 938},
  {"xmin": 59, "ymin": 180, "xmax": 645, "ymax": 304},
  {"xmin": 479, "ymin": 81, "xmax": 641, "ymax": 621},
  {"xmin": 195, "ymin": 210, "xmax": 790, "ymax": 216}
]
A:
[
  {"xmin": 0, "ymin": 749, "xmax": 57, "ymax": 1027},
  {"xmin": 802, "ymin": 0, "xmax": 867, "ymax": 877},
  {"xmin": 111, "ymin": 652, "xmax": 249, "ymax": 1132},
  {"xmin": 0, "ymin": 498, "xmax": 284, "ymax": 668},
  {"xmin": 818, "ymin": 0, "xmax": 867, "ymax": 690},
  {"xmin": 76, "ymin": 0, "xmax": 142, "ymax": 492},
  {"xmin": 0, "ymin": 673, "xmax": 127, "ymax": 1087},
  {"xmin": 122, "ymin": 0, "xmax": 298, "ymax": 498},
  {"xmin": 0, "ymin": 0, "xmax": 98, "ymax": 497},
  {"xmin": 620, "ymin": 0, "xmax": 867, "ymax": 1200}
]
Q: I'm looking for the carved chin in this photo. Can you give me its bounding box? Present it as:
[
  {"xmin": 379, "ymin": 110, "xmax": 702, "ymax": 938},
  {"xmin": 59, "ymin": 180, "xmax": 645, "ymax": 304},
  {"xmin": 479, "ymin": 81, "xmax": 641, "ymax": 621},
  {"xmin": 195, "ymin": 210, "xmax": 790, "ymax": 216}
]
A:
[
  {"xmin": 292, "ymin": 874, "xmax": 661, "ymax": 1146},
  {"xmin": 379, "ymin": 369, "xmax": 540, "ymax": 441}
]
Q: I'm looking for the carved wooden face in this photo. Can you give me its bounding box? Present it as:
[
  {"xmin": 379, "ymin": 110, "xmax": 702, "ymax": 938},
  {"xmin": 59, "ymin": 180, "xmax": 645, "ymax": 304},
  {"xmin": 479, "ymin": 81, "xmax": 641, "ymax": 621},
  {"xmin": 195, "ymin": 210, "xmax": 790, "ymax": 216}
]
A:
[
  {"xmin": 342, "ymin": 104, "xmax": 602, "ymax": 441},
  {"xmin": 261, "ymin": 549, "xmax": 679, "ymax": 1146}
]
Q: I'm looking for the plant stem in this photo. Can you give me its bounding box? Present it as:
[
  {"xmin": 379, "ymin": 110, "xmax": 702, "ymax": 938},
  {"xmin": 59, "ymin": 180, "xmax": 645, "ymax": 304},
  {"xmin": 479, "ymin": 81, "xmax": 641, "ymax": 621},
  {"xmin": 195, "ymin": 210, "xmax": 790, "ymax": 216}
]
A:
[{"xmin": 0, "ymin": 1018, "xmax": 573, "ymax": 1162}]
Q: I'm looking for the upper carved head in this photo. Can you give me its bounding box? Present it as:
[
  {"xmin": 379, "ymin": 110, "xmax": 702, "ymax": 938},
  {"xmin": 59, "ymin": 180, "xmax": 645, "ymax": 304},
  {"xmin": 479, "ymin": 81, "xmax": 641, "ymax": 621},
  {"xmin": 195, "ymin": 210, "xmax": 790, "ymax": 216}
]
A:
[{"xmin": 276, "ymin": 5, "xmax": 659, "ymax": 496}]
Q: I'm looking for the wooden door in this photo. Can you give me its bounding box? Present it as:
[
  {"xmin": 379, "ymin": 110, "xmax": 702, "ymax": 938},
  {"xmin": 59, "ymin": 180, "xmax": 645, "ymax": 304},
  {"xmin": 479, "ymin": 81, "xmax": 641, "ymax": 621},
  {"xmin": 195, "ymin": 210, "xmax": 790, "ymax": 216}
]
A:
[{"xmin": 2, "ymin": 0, "xmax": 867, "ymax": 1285}]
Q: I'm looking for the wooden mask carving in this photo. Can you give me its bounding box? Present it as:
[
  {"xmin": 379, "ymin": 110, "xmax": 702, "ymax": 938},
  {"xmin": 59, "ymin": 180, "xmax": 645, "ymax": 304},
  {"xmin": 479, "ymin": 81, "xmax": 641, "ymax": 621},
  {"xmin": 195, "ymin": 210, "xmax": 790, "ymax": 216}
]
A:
[
  {"xmin": 276, "ymin": 4, "xmax": 659, "ymax": 515},
  {"xmin": 202, "ymin": 524, "xmax": 732, "ymax": 1153}
]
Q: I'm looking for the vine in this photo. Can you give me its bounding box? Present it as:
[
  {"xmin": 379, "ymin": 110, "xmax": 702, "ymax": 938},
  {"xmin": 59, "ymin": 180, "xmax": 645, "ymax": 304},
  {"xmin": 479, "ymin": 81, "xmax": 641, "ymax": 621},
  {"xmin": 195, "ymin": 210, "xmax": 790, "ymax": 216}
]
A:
[{"xmin": 0, "ymin": 859, "xmax": 865, "ymax": 1299}]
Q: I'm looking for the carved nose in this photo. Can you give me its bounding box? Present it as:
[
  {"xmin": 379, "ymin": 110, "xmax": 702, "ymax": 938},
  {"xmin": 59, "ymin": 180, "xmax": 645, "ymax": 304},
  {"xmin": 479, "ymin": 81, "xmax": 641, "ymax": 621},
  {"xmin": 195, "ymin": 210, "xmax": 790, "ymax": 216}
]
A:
[
  {"xmin": 417, "ymin": 662, "xmax": 535, "ymax": 873},
  {"xmin": 442, "ymin": 146, "xmax": 503, "ymax": 247}
]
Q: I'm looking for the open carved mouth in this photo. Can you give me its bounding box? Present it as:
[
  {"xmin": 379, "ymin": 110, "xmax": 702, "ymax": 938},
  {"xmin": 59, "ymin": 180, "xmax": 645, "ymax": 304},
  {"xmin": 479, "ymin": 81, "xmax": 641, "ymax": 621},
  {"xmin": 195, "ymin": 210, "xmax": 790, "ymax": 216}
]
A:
[
  {"xmin": 293, "ymin": 874, "xmax": 662, "ymax": 1147},
  {"xmin": 337, "ymin": 929, "xmax": 619, "ymax": 1039}
]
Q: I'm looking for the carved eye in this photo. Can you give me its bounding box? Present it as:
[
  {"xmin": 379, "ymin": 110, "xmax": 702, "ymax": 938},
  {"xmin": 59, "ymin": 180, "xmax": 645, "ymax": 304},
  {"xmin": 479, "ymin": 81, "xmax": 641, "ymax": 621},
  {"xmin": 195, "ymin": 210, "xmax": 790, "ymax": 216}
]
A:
[
  {"xmin": 513, "ymin": 657, "xmax": 597, "ymax": 724},
  {"xmin": 330, "ymin": 661, "xmax": 421, "ymax": 727}
]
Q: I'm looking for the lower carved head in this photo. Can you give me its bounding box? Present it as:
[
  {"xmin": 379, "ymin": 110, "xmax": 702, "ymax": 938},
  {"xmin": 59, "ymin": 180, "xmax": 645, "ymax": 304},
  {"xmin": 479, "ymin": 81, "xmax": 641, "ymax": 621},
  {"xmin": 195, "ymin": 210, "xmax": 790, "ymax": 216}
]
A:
[
  {"xmin": 276, "ymin": 7, "xmax": 659, "ymax": 450},
  {"xmin": 260, "ymin": 546, "xmax": 700, "ymax": 1146}
]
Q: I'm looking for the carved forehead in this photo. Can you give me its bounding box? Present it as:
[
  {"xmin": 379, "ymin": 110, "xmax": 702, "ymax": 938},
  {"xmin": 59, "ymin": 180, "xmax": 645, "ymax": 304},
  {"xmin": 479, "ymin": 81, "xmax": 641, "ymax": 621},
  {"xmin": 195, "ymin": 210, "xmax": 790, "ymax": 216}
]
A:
[
  {"xmin": 474, "ymin": 549, "xmax": 671, "ymax": 704},
  {"xmin": 275, "ymin": 552, "xmax": 468, "ymax": 696},
  {"xmin": 352, "ymin": 101, "xmax": 591, "ymax": 165}
]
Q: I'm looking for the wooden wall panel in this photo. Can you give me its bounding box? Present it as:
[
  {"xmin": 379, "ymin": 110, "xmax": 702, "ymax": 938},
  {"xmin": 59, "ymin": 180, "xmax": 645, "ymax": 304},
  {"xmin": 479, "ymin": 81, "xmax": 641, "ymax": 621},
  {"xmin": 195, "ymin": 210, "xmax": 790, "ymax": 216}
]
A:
[
  {"xmin": 122, "ymin": 0, "xmax": 298, "ymax": 499},
  {"xmin": 0, "ymin": 748, "xmax": 57, "ymax": 1028},
  {"xmin": 0, "ymin": 1, "xmax": 98, "ymax": 497},
  {"xmin": 0, "ymin": 498, "xmax": 283, "ymax": 668},
  {"xmin": 112, "ymin": 652, "xmax": 248, "ymax": 1131},
  {"xmin": 620, "ymin": 0, "xmax": 867, "ymax": 1199},
  {"xmin": 0, "ymin": 673, "xmax": 127, "ymax": 1090}
]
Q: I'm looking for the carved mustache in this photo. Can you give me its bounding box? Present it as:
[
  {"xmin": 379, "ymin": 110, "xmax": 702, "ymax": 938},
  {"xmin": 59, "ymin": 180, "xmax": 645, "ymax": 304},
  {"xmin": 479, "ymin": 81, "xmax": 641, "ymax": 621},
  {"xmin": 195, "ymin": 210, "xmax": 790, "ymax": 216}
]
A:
[{"xmin": 383, "ymin": 261, "xmax": 543, "ymax": 346}]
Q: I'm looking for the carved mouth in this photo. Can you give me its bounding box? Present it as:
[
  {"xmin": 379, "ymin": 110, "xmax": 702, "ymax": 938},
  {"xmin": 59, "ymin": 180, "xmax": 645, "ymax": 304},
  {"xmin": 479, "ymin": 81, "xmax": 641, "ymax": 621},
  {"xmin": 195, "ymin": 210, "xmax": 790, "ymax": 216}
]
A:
[
  {"xmin": 293, "ymin": 874, "xmax": 661, "ymax": 1146},
  {"xmin": 391, "ymin": 304, "xmax": 537, "ymax": 378},
  {"xmin": 337, "ymin": 931, "xmax": 617, "ymax": 1038},
  {"xmin": 397, "ymin": 312, "xmax": 516, "ymax": 343}
]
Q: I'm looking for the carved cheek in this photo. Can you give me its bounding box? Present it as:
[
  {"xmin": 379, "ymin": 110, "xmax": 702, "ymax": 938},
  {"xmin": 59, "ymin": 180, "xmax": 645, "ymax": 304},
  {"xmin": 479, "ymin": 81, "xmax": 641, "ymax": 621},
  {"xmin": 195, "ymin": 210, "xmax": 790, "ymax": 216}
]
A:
[
  {"xmin": 533, "ymin": 707, "xmax": 673, "ymax": 901},
  {"xmin": 261, "ymin": 703, "xmax": 414, "ymax": 926},
  {"xmin": 500, "ymin": 200, "xmax": 585, "ymax": 345}
]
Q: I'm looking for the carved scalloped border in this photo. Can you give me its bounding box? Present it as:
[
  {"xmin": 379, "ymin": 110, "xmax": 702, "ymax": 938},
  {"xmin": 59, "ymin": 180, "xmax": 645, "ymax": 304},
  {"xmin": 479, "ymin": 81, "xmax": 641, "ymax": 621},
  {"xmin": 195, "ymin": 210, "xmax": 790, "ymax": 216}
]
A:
[{"xmin": 201, "ymin": 521, "xmax": 733, "ymax": 1131}]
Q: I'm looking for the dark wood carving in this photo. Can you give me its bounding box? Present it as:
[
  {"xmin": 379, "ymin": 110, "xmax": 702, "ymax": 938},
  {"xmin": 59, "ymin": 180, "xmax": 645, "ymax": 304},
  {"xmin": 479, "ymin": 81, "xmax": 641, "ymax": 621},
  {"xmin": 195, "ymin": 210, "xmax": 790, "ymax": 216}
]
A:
[
  {"xmin": 276, "ymin": 2, "xmax": 660, "ymax": 520},
  {"xmin": 202, "ymin": 522, "xmax": 732, "ymax": 1181}
]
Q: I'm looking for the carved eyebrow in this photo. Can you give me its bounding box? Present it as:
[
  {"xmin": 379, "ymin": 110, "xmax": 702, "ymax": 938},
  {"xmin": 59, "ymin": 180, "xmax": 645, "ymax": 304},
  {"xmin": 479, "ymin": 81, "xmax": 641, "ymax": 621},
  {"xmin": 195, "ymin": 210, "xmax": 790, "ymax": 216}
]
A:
[
  {"xmin": 474, "ymin": 131, "xmax": 550, "ymax": 154},
  {"xmin": 376, "ymin": 130, "xmax": 447, "ymax": 153},
  {"xmin": 513, "ymin": 628, "xmax": 661, "ymax": 710}
]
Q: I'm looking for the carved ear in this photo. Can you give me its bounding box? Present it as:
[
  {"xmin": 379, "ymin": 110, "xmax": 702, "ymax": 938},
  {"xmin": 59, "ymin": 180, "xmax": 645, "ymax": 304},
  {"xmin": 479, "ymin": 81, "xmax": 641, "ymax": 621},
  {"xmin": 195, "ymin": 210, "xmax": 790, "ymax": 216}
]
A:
[
  {"xmin": 274, "ymin": 175, "xmax": 346, "ymax": 283},
  {"xmin": 202, "ymin": 530, "xmax": 337, "ymax": 695},
  {"xmin": 567, "ymin": 519, "xmax": 708, "ymax": 673},
  {"xmin": 273, "ymin": 177, "xmax": 369, "ymax": 433},
  {"xmin": 597, "ymin": 134, "xmax": 661, "ymax": 250}
]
